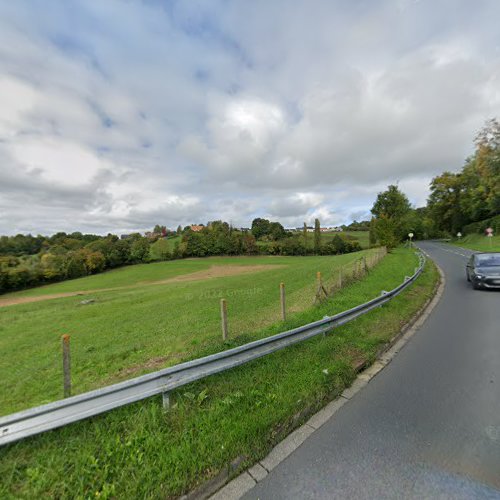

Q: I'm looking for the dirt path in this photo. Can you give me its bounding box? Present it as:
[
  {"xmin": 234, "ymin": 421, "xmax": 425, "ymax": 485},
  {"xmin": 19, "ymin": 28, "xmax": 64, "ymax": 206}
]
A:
[{"xmin": 0, "ymin": 264, "xmax": 287, "ymax": 308}]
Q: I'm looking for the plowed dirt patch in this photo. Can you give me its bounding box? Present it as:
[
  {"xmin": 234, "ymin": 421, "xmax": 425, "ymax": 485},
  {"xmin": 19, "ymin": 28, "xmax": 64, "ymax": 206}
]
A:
[
  {"xmin": 154, "ymin": 264, "xmax": 286, "ymax": 284},
  {"xmin": 0, "ymin": 264, "xmax": 287, "ymax": 308}
]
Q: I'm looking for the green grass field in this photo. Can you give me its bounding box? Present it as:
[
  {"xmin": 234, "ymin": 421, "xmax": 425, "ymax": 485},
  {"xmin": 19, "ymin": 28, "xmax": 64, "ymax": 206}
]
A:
[
  {"xmin": 0, "ymin": 250, "xmax": 380, "ymax": 415},
  {"xmin": 328, "ymin": 230, "xmax": 370, "ymax": 248},
  {"xmin": 256, "ymin": 230, "xmax": 370, "ymax": 250},
  {"xmin": 0, "ymin": 247, "xmax": 438, "ymax": 499},
  {"xmin": 451, "ymin": 233, "xmax": 500, "ymax": 252}
]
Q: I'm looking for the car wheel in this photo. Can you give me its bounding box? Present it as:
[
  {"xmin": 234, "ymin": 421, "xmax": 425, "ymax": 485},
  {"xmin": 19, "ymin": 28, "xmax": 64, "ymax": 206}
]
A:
[
  {"xmin": 472, "ymin": 280, "xmax": 480, "ymax": 290},
  {"xmin": 466, "ymin": 272, "xmax": 470, "ymax": 282}
]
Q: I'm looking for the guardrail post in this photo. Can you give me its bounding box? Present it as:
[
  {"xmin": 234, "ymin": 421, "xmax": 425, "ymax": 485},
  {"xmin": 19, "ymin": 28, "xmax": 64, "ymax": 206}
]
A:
[
  {"xmin": 220, "ymin": 299, "xmax": 228, "ymax": 340},
  {"xmin": 162, "ymin": 392, "xmax": 170, "ymax": 410},
  {"xmin": 379, "ymin": 290, "xmax": 388, "ymax": 307},
  {"xmin": 363, "ymin": 256, "xmax": 368, "ymax": 273},
  {"xmin": 280, "ymin": 282, "xmax": 286, "ymax": 321},
  {"xmin": 62, "ymin": 335, "xmax": 71, "ymax": 398}
]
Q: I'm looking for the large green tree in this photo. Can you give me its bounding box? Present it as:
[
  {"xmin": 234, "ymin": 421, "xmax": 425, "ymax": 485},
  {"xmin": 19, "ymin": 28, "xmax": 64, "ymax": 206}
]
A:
[
  {"xmin": 251, "ymin": 218, "xmax": 271, "ymax": 239},
  {"xmin": 371, "ymin": 185, "xmax": 411, "ymax": 248},
  {"xmin": 428, "ymin": 172, "xmax": 466, "ymax": 234},
  {"xmin": 371, "ymin": 185, "xmax": 411, "ymax": 220}
]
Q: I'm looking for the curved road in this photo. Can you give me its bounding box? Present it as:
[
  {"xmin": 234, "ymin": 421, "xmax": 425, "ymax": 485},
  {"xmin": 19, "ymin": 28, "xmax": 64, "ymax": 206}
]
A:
[{"xmin": 242, "ymin": 242, "xmax": 500, "ymax": 499}]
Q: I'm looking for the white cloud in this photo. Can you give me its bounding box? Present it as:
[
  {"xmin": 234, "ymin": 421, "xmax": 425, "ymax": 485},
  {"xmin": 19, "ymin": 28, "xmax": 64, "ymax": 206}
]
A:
[{"xmin": 1, "ymin": 0, "xmax": 500, "ymax": 234}]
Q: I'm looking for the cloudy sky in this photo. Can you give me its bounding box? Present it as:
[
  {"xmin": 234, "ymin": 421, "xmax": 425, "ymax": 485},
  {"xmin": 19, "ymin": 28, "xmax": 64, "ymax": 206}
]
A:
[{"xmin": 1, "ymin": 0, "xmax": 499, "ymax": 235}]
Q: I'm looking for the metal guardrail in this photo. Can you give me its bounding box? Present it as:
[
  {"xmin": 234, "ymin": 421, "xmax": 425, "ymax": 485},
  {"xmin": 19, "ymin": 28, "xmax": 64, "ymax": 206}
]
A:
[{"xmin": 0, "ymin": 252, "xmax": 425, "ymax": 446}]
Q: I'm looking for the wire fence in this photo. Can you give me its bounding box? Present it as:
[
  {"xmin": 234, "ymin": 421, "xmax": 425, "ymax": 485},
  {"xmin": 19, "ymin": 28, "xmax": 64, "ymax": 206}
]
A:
[{"xmin": 0, "ymin": 248, "xmax": 424, "ymax": 447}]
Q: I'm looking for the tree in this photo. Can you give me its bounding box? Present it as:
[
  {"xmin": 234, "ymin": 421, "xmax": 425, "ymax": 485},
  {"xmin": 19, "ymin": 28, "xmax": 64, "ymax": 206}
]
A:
[
  {"xmin": 427, "ymin": 172, "xmax": 465, "ymax": 234},
  {"xmin": 369, "ymin": 217, "xmax": 377, "ymax": 246},
  {"xmin": 153, "ymin": 224, "xmax": 167, "ymax": 237},
  {"xmin": 41, "ymin": 253, "xmax": 66, "ymax": 280},
  {"xmin": 130, "ymin": 238, "xmax": 150, "ymax": 263},
  {"xmin": 303, "ymin": 222, "xmax": 308, "ymax": 246},
  {"xmin": 314, "ymin": 218, "xmax": 321, "ymax": 253},
  {"xmin": 241, "ymin": 233, "xmax": 257, "ymax": 254},
  {"xmin": 372, "ymin": 215, "xmax": 399, "ymax": 249},
  {"xmin": 371, "ymin": 185, "xmax": 411, "ymax": 220},
  {"xmin": 182, "ymin": 232, "xmax": 209, "ymax": 257},
  {"xmin": 84, "ymin": 250, "xmax": 106, "ymax": 274},
  {"xmin": 251, "ymin": 218, "xmax": 271, "ymax": 239},
  {"xmin": 371, "ymin": 185, "xmax": 412, "ymax": 248},
  {"xmin": 269, "ymin": 222, "xmax": 286, "ymax": 241},
  {"xmin": 65, "ymin": 252, "xmax": 87, "ymax": 279}
]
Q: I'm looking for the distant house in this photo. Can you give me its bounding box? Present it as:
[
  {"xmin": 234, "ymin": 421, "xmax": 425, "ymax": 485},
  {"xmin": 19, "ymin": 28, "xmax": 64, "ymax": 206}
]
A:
[
  {"xmin": 120, "ymin": 234, "xmax": 132, "ymax": 240},
  {"xmin": 239, "ymin": 227, "xmax": 251, "ymax": 232},
  {"xmin": 190, "ymin": 225, "xmax": 204, "ymax": 232}
]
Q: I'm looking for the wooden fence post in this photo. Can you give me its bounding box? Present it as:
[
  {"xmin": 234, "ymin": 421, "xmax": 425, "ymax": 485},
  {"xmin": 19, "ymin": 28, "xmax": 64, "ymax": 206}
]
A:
[
  {"xmin": 280, "ymin": 282, "xmax": 286, "ymax": 321},
  {"xmin": 62, "ymin": 334, "xmax": 71, "ymax": 398},
  {"xmin": 220, "ymin": 299, "xmax": 228, "ymax": 340},
  {"xmin": 315, "ymin": 271, "xmax": 328, "ymax": 301},
  {"xmin": 338, "ymin": 268, "xmax": 343, "ymax": 289}
]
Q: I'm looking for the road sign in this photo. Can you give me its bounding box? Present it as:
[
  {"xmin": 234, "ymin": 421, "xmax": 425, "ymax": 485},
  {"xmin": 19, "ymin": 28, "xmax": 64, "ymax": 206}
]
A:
[
  {"xmin": 457, "ymin": 232, "xmax": 462, "ymax": 238},
  {"xmin": 486, "ymin": 227, "xmax": 493, "ymax": 235},
  {"xmin": 408, "ymin": 233, "xmax": 414, "ymax": 239}
]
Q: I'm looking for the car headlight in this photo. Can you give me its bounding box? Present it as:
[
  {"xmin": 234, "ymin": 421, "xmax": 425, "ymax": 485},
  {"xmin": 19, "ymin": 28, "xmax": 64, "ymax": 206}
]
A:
[{"xmin": 475, "ymin": 274, "xmax": 484, "ymax": 279}]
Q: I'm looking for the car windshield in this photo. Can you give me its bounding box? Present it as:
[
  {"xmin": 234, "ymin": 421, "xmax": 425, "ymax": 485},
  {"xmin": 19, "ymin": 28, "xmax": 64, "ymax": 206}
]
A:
[{"xmin": 476, "ymin": 254, "xmax": 500, "ymax": 266}]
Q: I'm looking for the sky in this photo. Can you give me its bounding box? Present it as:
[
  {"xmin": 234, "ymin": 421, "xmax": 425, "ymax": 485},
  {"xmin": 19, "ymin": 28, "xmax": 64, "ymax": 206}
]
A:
[{"xmin": 1, "ymin": 0, "xmax": 499, "ymax": 235}]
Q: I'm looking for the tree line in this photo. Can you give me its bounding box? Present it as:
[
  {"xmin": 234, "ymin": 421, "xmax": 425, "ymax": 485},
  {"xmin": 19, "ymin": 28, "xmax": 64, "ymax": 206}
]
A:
[
  {"xmin": 0, "ymin": 232, "xmax": 153, "ymax": 293},
  {"xmin": 368, "ymin": 118, "xmax": 500, "ymax": 248},
  {"xmin": 0, "ymin": 221, "xmax": 362, "ymax": 294}
]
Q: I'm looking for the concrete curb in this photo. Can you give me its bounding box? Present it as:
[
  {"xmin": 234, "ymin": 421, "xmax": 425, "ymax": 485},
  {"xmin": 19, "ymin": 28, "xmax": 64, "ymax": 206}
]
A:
[{"xmin": 201, "ymin": 259, "xmax": 446, "ymax": 500}]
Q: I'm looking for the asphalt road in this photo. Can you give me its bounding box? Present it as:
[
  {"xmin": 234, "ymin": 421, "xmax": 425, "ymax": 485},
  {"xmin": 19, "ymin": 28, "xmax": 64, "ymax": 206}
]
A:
[{"xmin": 243, "ymin": 242, "xmax": 500, "ymax": 499}]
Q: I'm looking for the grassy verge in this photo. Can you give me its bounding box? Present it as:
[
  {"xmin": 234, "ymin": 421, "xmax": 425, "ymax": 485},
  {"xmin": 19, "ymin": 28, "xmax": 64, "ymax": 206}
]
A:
[
  {"xmin": 0, "ymin": 249, "xmax": 438, "ymax": 499},
  {"xmin": 450, "ymin": 233, "xmax": 500, "ymax": 252}
]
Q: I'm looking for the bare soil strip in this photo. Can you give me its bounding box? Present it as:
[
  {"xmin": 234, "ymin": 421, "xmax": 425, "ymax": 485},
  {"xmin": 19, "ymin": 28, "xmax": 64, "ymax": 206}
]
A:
[{"xmin": 0, "ymin": 264, "xmax": 287, "ymax": 308}]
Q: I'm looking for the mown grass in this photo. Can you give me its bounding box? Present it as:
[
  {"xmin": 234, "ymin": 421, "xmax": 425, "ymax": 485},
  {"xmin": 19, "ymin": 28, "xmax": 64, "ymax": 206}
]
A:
[
  {"xmin": 451, "ymin": 233, "xmax": 500, "ymax": 252},
  {"xmin": 0, "ymin": 248, "xmax": 438, "ymax": 499},
  {"xmin": 0, "ymin": 251, "xmax": 380, "ymax": 414}
]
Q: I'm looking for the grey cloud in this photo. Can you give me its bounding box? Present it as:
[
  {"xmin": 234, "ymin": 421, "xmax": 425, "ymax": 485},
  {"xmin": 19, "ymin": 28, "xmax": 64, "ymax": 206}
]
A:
[{"xmin": 1, "ymin": 0, "xmax": 500, "ymax": 234}]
